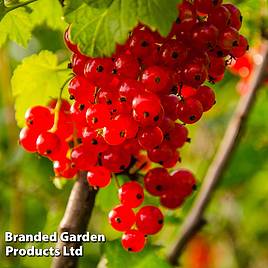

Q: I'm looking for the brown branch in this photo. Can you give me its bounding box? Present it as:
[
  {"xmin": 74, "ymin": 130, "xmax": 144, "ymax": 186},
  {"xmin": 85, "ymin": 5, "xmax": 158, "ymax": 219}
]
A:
[
  {"xmin": 167, "ymin": 40, "xmax": 268, "ymax": 266},
  {"xmin": 51, "ymin": 171, "xmax": 97, "ymax": 268}
]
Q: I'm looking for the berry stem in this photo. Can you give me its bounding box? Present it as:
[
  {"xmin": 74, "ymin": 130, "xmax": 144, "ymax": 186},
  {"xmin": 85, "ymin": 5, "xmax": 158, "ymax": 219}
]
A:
[
  {"xmin": 112, "ymin": 173, "xmax": 120, "ymax": 189},
  {"xmin": 50, "ymin": 75, "xmax": 73, "ymax": 133},
  {"xmin": 167, "ymin": 40, "xmax": 268, "ymax": 266}
]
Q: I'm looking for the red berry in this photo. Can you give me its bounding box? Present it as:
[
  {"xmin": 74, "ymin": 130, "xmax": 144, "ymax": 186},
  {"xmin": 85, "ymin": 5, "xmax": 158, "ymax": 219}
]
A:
[
  {"xmin": 87, "ymin": 166, "xmax": 111, "ymax": 188},
  {"xmin": 223, "ymin": 4, "xmax": 242, "ymax": 30},
  {"xmin": 195, "ymin": 85, "xmax": 216, "ymax": 112},
  {"xmin": 136, "ymin": 206, "xmax": 164, "ymax": 235},
  {"xmin": 68, "ymin": 76, "xmax": 95, "ymax": 103},
  {"xmin": 160, "ymin": 40, "xmax": 188, "ymax": 67},
  {"xmin": 141, "ymin": 66, "xmax": 171, "ymax": 93},
  {"xmin": 121, "ymin": 229, "xmax": 146, "ymax": 252},
  {"xmin": 118, "ymin": 181, "xmax": 144, "ymax": 208},
  {"xmin": 86, "ymin": 103, "xmax": 111, "ymax": 129},
  {"xmin": 19, "ymin": 127, "xmax": 39, "ymax": 152},
  {"xmin": 71, "ymin": 53, "xmax": 89, "ymax": 76},
  {"xmin": 231, "ymin": 35, "xmax": 249, "ymax": 58},
  {"xmin": 144, "ymin": 168, "xmax": 170, "ymax": 196},
  {"xmin": 218, "ymin": 26, "xmax": 240, "ymax": 51},
  {"xmin": 64, "ymin": 27, "xmax": 79, "ymax": 54},
  {"xmin": 101, "ymin": 147, "xmax": 131, "ymax": 173},
  {"xmin": 160, "ymin": 194, "xmax": 185, "ymax": 209},
  {"xmin": 115, "ymin": 53, "xmax": 140, "ymax": 79},
  {"xmin": 138, "ymin": 126, "xmax": 163, "ymax": 150},
  {"xmin": 71, "ymin": 144, "xmax": 98, "ymax": 170},
  {"xmin": 183, "ymin": 63, "xmax": 208, "ymax": 87},
  {"xmin": 53, "ymin": 158, "xmax": 77, "ymax": 179},
  {"xmin": 208, "ymin": 5, "xmax": 231, "ymax": 30},
  {"xmin": 108, "ymin": 205, "xmax": 135, "ymax": 232},
  {"xmin": 171, "ymin": 169, "xmax": 197, "ymax": 198},
  {"xmin": 25, "ymin": 106, "xmax": 53, "ymax": 132},
  {"xmin": 177, "ymin": 98, "xmax": 203, "ymax": 124},
  {"xmin": 84, "ymin": 58, "xmax": 114, "ymax": 87},
  {"xmin": 194, "ymin": 0, "xmax": 223, "ymax": 14},
  {"xmin": 103, "ymin": 119, "xmax": 127, "ymax": 145},
  {"xmin": 36, "ymin": 132, "xmax": 60, "ymax": 158}
]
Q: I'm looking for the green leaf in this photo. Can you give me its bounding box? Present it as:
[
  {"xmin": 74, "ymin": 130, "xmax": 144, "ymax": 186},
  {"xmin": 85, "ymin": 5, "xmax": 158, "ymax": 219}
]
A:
[
  {"xmin": 63, "ymin": 0, "xmax": 84, "ymax": 17},
  {"xmin": 11, "ymin": 50, "xmax": 72, "ymax": 127},
  {"xmin": 30, "ymin": 0, "xmax": 67, "ymax": 30},
  {"xmin": 64, "ymin": 0, "xmax": 179, "ymax": 57},
  {"xmin": 137, "ymin": 0, "xmax": 179, "ymax": 36},
  {"xmin": 0, "ymin": 8, "xmax": 33, "ymax": 46},
  {"xmin": 83, "ymin": 0, "xmax": 113, "ymax": 8},
  {"xmin": 103, "ymin": 240, "xmax": 172, "ymax": 268}
]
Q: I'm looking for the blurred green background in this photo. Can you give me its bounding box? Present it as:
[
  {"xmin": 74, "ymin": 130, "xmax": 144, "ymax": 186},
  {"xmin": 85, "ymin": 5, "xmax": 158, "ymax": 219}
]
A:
[{"xmin": 1, "ymin": 0, "xmax": 268, "ymax": 267}]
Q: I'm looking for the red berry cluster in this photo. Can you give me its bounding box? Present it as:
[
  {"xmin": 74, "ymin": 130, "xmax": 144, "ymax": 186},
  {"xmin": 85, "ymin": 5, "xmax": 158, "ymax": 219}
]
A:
[{"xmin": 19, "ymin": 0, "xmax": 248, "ymax": 252}]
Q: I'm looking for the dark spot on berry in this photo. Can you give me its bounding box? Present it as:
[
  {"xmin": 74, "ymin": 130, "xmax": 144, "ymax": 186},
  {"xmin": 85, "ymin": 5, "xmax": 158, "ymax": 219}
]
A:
[
  {"xmin": 158, "ymin": 161, "xmax": 163, "ymax": 165},
  {"xmin": 136, "ymin": 193, "xmax": 143, "ymax": 199},
  {"xmin": 28, "ymin": 119, "xmax": 33, "ymax": 125},
  {"xmin": 155, "ymin": 77, "xmax": 161, "ymax": 84},
  {"xmin": 68, "ymin": 140, "xmax": 75, "ymax": 148},
  {"xmin": 192, "ymin": 184, "xmax": 197, "ymax": 191},
  {"xmin": 115, "ymin": 217, "xmax": 121, "ymax": 223},
  {"xmin": 144, "ymin": 111, "xmax": 150, "ymax": 118},
  {"xmin": 71, "ymin": 162, "xmax": 76, "ymax": 168},
  {"xmin": 189, "ymin": 115, "xmax": 196, "ymax": 121},
  {"xmin": 77, "ymin": 138, "xmax": 82, "ymax": 144},
  {"xmin": 70, "ymin": 95, "xmax": 75, "ymax": 100},
  {"xmin": 120, "ymin": 131, "xmax": 126, "ymax": 138},
  {"xmin": 128, "ymin": 248, "xmax": 132, "ymax": 252},
  {"xmin": 172, "ymin": 51, "xmax": 179, "ymax": 59},
  {"xmin": 120, "ymin": 165, "xmax": 126, "ymax": 170},
  {"xmin": 176, "ymin": 17, "xmax": 181, "ymax": 24},
  {"xmin": 91, "ymin": 139, "xmax": 98, "ymax": 145},
  {"xmin": 217, "ymin": 50, "xmax": 224, "ymax": 57},
  {"xmin": 164, "ymin": 133, "xmax": 170, "ymax": 141},
  {"xmin": 154, "ymin": 115, "xmax": 160, "ymax": 122},
  {"xmin": 195, "ymin": 75, "xmax": 201, "ymax": 81},
  {"xmin": 120, "ymin": 97, "xmax": 127, "ymax": 102},
  {"xmin": 96, "ymin": 65, "xmax": 104, "ymax": 72},
  {"xmin": 92, "ymin": 117, "xmax": 98, "ymax": 124},
  {"xmin": 141, "ymin": 40, "xmax": 149, "ymax": 47},
  {"xmin": 46, "ymin": 150, "xmax": 52, "ymax": 155},
  {"xmin": 186, "ymin": 137, "xmax": 191, "ymax": 143},
  {"xmin": 112, "ymin": 69, "xmax": 117, "ymax": 74},
  {"xmin": 156, "ymin": 185, "xmax": 162, "ymax": 191},
  {"xmin": 79, "ymin": 104, "xmax": 85, "ymax": 111},
  {"xmin": 158, "ymin": 219, "xmax": 164, "ymax": 224},
  {"xmin": 107, "ymin": 99, "xmax": 112, "ymax": 105},
  {"xmin": 233, "ymin": 41, "xmax": 239, "ymax": 47},
  {"xmin": 171, "ymin": 85, "xmax": 178, "ymax": 94}
]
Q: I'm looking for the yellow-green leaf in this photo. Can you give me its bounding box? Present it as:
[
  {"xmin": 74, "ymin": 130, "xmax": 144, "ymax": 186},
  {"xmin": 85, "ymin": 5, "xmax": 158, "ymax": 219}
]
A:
[{"xmin": 11, "ymin": 50, "xmax": 72, "ymax": 127}]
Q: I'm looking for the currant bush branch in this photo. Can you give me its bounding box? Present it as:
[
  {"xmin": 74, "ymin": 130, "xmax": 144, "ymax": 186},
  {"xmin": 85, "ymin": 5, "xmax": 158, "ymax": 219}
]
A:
[
  {"xmin": 167, "ymin": 40, "xmax": 268, "ymax": 266},
  {"xmin": 51, "ymin": 172, "xmax": 98, "ymax": 268}
]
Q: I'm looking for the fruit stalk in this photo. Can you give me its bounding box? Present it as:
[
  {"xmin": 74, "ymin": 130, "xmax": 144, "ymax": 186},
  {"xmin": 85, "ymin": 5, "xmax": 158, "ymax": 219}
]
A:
[
  {"xmin": 51, "ymin": 172, "xmax": 97, "ymax": 268},
  {"xmin": 167, "ymin": 40, "xmax": 268, "ymax": 266}
]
